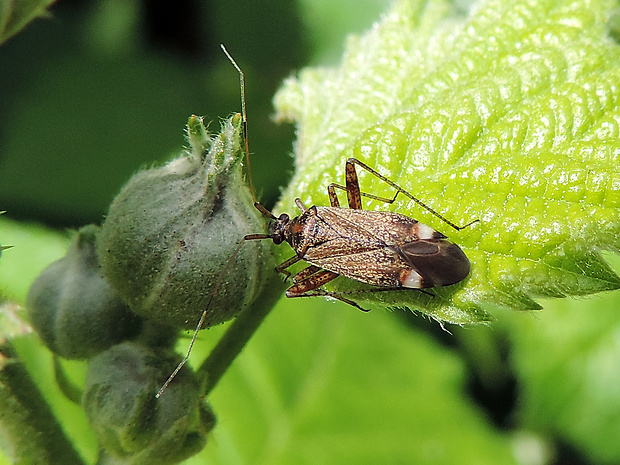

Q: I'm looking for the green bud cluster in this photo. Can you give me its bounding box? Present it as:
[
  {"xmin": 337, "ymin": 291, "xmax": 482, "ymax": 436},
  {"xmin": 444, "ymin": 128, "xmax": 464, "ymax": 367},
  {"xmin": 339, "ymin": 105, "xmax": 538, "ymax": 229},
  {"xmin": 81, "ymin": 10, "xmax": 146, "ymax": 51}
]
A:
[
  {"xmin": 24, "ymin": 114, "xmax": 277, "ymax": 463},
  {"xmin": 97, "ymin": 114, "xmax": 273, "ymax": 329},
  {"xmin": 83, "ymin": 342, "xmax": 215, "ymax": 465}
]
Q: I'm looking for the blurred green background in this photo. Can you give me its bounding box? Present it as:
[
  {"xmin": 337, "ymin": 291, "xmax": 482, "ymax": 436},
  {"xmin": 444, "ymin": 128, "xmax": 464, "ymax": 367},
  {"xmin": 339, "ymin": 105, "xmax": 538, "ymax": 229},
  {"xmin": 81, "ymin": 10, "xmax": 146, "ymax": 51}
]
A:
[
  {"xmin": 2, "ymin": 1, "xmax": 620, "ymax": 465},
  {"xmin": 0, "ymin": 0, "xmax": 387, "ymax": 226}
]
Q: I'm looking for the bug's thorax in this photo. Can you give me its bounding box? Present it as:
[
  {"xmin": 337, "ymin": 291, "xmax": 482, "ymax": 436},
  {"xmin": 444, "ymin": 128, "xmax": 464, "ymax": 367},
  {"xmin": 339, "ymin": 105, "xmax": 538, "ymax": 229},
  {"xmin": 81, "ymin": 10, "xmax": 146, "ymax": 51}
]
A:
[{"xmin": 287, "ymin": 206, "xmax": 324, "ymax": 252}]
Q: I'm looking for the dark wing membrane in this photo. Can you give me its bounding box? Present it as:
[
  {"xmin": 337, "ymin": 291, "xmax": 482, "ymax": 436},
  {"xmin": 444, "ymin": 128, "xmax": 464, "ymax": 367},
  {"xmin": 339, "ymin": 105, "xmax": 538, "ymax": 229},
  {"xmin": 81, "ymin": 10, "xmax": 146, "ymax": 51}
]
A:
[{"xmin": 400, "ymin": 239, "xmax": 470, "ymax": 287}]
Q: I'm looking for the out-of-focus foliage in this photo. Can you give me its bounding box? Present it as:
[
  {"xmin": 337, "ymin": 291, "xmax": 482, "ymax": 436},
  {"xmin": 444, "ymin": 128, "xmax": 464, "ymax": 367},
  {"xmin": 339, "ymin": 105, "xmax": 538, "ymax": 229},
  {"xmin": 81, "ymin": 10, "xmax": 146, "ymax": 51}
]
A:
[{"xmin": 0, "ymin": 0, "xmax": 55, "ymax": 45}]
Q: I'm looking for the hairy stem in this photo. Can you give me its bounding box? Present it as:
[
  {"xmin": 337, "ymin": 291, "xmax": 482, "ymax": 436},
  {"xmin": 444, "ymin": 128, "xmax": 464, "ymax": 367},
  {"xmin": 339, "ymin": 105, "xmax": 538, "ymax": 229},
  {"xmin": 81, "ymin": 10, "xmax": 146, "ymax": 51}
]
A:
[
  {"xmin": 199, "ymin": 274, "xmax": 285, "ymax": 396},
  {"xmin": 0, "ymin": 339, "xmax": 85, "ymax": 464}
]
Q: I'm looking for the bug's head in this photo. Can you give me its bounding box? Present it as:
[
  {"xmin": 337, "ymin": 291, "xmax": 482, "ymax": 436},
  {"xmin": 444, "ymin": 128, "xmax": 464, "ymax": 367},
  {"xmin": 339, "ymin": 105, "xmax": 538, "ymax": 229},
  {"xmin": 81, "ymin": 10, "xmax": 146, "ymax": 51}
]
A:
[{"xmin": 269, "ymin": 213, "xmax": 290, "ymax": 245}]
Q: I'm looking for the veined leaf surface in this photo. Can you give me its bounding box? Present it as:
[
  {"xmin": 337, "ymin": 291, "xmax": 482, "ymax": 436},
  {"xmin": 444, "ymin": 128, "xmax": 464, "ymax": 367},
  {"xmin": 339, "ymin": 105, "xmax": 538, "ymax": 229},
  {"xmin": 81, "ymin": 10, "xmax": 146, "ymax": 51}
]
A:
[{"xmin": 274, "ymin": 0, "xmax": 620, "ymax": 324}]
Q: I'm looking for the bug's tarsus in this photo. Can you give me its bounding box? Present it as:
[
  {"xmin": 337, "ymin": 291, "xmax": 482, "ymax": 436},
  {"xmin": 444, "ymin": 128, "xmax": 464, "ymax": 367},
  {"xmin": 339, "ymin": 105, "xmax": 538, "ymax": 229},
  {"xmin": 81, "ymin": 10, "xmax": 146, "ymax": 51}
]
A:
[
  {"xmin": 295, "ymin": 289, "xmax": 370, "ymax": 312},
  {"xmin": 455, "ymin": 218, "xmax": 480, "ymax": 230},
  {"xmin": 286, "ymin": 277, "xmax": 370, "ymax": 311}
]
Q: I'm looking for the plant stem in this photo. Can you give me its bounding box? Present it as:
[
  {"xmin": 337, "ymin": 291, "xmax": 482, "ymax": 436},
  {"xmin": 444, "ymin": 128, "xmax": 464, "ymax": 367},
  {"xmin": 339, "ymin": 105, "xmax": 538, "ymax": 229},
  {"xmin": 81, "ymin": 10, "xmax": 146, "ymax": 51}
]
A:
[
  {"xmin": 198, "ymin": 274, "xmax": 284, "ymax": 396},
  {"xmin": 0, "ymin": 338, "xmax": 85, "ymax": 464}
]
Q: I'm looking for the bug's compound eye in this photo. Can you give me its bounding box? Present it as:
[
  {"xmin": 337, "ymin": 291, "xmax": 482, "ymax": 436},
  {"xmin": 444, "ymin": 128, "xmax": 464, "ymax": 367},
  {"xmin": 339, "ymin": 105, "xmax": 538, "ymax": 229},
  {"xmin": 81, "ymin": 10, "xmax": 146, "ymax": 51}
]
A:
[
  {"xmin": 268, "ymin": 213, "xmax": 290, "ymax": 245},
  {"xmin": 269, "ymin": 223, "xmax": 285, "ymax": 245},
  {"xmin": 272, "ymin": 232, "xmax": 285, "ymax": 245}
]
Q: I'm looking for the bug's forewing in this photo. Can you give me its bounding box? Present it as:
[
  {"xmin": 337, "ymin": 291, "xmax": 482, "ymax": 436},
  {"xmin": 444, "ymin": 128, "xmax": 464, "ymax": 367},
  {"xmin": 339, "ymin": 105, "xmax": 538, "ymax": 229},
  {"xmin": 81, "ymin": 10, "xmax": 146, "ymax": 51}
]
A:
[
  {"xmin": 300, "ymin": 207, "xmax": 470, "ymax": 289},
  {"xmin": 310, "ymin": 247, "xmax": 412, "ymax": 287}
]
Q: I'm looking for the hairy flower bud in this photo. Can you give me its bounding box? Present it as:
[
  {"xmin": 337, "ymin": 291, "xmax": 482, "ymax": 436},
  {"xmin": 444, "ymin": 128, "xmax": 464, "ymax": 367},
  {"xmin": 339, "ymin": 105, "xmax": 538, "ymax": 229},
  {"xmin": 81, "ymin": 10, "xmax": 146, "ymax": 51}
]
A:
[
  {"xmin": 97, "ymin": 115, "xmax": 274, "ymax": 329},
  {"xmin": 26, "ymin": 225, "xmax": 141, "ymax": 359},
  {"xmin": 83, "ymin": 341, "xmax": 215, "ymax": 464}
]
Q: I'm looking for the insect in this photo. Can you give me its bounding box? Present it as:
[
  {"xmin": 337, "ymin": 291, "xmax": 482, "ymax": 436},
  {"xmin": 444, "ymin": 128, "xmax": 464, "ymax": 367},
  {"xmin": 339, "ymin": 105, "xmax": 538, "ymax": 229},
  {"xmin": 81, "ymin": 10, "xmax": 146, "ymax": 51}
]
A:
[
  {"xmin": 245, "ymin": 157, "xmax": 477, "ymax": 310},
  {"xmin": 156, "ymin": 47, "xmax": 476, "ymax": 398}
]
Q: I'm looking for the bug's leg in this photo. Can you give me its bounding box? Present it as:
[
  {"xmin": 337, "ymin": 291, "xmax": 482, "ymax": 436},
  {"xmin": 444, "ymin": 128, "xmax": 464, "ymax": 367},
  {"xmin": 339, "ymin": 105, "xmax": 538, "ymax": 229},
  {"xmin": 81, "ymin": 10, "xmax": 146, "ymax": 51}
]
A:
[
  {"xmin": 326, "ymin": 158, "xmax": 374, "ymax": 209},
  {"xmin": 330, "ymin": 157, "xmax": 400, "ymax": 209},
  {"xmin": 274, "ymin": 254, "xmax": 304, "ymax": 280},
  {"xmin": 326, "ymin": 183, "xmax": 342, "ymax": 208},
  {"xmin": 290, "ymin": 288, "xmax": 369, "ymax": 311},
  {"xmin": 344, "ymin": 156, "xmax": 364, "ymax": 209},
  {"xmin": 328, "ymin": 183, "xmax": 396, "ymax": 207},
  {"xmin": 286, "ymin": 268, "xmax": 369, "ymax": 311},
  {"xmin": 291, "ymin": 264, "xmax": 321, "ymax": 283},
  {"xmin": 346, "ymin": 158, "xmax": 479, "ymax": 230}
]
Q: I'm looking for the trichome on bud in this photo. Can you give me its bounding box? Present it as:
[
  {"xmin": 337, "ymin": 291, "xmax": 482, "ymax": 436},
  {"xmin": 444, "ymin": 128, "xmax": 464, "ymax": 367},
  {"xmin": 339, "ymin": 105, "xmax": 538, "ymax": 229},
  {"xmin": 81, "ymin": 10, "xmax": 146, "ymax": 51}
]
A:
[
  {"xmin": 26, "ymin": 224, "xmax": 141, "ymax": 359},
  {"xmin": 96, "ymin": 115, "xmax": 274, "ymax": 329},
  {"xmin": 83, "ymin": 341, "xmax": 215, "ymax": 464}
]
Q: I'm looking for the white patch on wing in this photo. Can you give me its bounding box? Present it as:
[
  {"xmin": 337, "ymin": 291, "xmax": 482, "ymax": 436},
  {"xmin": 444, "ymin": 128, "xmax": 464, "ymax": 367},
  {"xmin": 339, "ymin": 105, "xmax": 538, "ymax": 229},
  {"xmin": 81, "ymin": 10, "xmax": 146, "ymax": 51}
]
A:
[
  {"xmin": 416, "ymin": 223, "xmax": 436, "ymax": 240},
  {"xmin": 402, "ymin": 270, "xmax": 422, "ymax": 288}
]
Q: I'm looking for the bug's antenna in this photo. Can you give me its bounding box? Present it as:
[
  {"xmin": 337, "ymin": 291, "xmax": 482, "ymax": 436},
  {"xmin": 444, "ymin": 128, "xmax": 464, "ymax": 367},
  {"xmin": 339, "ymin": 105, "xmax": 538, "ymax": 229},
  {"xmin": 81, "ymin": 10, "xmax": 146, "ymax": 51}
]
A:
[
  {"xmin": 156, "ymin": 239, "xmax": 247, "ymax": 398},
  {"xmin": 156, "ymin": 47, "xmax": 260, "ymax": 399},
  {"xmin": 220, "ymin": 44, "xmax": 256, "ymax": 201}
]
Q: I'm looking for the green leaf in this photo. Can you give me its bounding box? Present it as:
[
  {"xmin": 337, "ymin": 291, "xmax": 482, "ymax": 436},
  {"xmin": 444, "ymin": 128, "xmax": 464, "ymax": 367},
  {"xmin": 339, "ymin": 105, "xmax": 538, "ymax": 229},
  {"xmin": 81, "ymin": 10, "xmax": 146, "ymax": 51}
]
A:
[
  {"xmin": 501, "ymin": 277, "xmax": 620, "ymax": 464},
  {"xmin": 0, "ymin": 0, "xmax": 56, "ymax": 46},
  {"xmin": 189, "ymin": 298, "xmax": 519, "ymax": 465},
  {"xmin": 273, "ymin": 0, "xmax": 620, "ymax": 324}
]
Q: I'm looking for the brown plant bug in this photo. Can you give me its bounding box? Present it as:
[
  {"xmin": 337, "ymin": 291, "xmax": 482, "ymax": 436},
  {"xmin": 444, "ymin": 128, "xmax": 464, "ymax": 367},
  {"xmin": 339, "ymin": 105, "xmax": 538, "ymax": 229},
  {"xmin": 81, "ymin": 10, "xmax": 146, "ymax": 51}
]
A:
[
  {"xmin": 156, "ymin": 46, "xmax": 477, "ymax": 398},
  {"xmin": 245, "ymin": 157, "xmax": 478, "ymax": 310}
]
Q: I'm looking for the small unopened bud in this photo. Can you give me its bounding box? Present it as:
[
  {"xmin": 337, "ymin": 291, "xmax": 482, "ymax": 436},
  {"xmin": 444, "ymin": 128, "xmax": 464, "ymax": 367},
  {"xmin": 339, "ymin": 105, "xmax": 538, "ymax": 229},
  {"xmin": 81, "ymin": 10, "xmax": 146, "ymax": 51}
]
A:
[
  {"xmin": 97, "ymin": 115, "xmax": 274, "ymax": 329},
  {"xmin": 83, "ymin": 341, "xmax": 215, "ymax": 464},
  {"xmin": 26, "ymin": 225, "xmax": 141, "ymax": 359}
]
